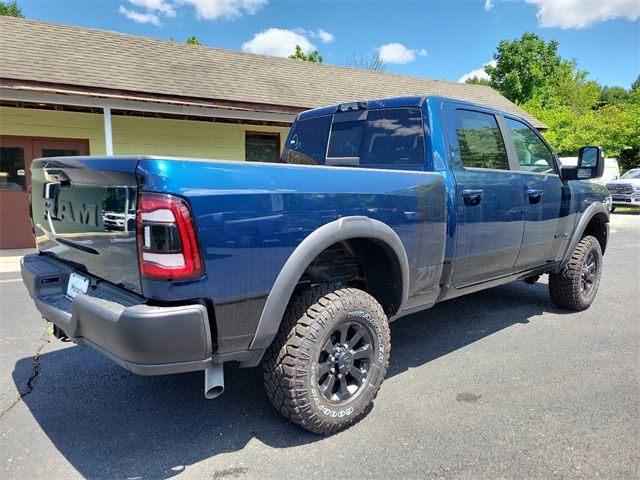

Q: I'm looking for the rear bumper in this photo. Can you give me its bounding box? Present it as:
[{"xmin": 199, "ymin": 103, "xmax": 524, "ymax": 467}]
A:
[{"xmin": 21, "ymin": 254, "xmax": 213, "ymax": 375}]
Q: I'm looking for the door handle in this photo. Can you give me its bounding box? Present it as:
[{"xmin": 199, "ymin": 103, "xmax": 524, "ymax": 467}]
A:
[
  {"xmin": 462, "ymin": 189, "xmax": 484, "ymax": 206},
  {"xmin": 527, "ymin": 189, "xmax": 544, "ymax": 204}
]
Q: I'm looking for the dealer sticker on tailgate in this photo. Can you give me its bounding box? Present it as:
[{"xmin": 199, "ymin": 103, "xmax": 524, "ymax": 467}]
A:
[{"xmin": 66, "ymin": 273, "xmax": 89, "ymax": 300}]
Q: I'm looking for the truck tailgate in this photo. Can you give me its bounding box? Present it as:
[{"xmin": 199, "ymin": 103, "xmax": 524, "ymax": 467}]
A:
[{"xmin": 30, "ymin": 156, "xmax": 142, "ymax": 293}]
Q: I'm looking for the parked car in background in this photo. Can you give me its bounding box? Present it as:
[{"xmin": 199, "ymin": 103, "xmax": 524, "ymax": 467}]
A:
[
  {"xmin": 605, "ymin": 168, "xmax": 640, "ymax": 211},
  {"xmin": 559, "ymin": 157, "xmax": 620, "ymax": 184},
  {"xmin": 103, "ymin": 209, "xmax": 137, "ymax": 231}
]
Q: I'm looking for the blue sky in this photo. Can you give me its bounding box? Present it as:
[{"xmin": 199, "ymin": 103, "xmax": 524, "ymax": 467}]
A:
[{"xmin": 19, "ymin": 0, "xmax": 640, "ymax": 88}]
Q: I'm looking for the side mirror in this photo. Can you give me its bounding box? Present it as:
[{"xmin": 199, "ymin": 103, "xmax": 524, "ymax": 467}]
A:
[{"xmin": 559, "ymin": 146, "xmax": 605, "ymax": 181}]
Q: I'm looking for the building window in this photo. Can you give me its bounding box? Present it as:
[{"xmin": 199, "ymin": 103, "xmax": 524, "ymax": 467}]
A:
[{"xmin": 245, "ymin": 132, "xmax": 280, "ymax": 162}]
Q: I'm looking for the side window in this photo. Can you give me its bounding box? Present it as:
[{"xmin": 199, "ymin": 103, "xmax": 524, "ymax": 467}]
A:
[
  {"xmin": 327, "ymin": 107, "xmax": 425, "ymax": 167},
  {"xmin": 454, "ymin": 109, "xmax": 509, "ymax": 170},
  {"xmin": 504, "ymin": 118, "xmax": 555, "ymax": 173},
  {"xmin": 282, "ymin": 115, "xmax": 332, "ymax": 165}
]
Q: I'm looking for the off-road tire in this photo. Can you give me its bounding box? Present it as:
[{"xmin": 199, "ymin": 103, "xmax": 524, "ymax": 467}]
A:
[
  {"xmin": 549, "ymin": 235, "xmax": 603, "ymax": 311},
  {"xmin": 262, "ymin": 286, "xmax": 391, "ymax": 435}
]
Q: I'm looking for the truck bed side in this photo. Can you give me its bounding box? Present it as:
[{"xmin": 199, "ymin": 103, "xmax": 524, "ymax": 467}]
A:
[{"xmin": 136, "ymin": 158, "xmax": 447, "ymax": 353}]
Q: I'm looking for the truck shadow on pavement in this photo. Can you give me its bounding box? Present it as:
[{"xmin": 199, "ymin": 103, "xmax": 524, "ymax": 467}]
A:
[{"xmin": 13, "ymin": 280, "xmax": 566, "ymax": 479}]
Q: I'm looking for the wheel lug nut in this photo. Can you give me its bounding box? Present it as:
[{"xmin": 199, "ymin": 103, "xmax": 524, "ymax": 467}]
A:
[
  {"xmin": 330, "ymin": 356, "xmax": 335, "ymax": 362},
  {"xmin": 330, "ymin": 368, "xmax": 335, "ymax": 374},
  {"xmin": 337, "ymin": 374, "xmax": 343, "ymax": 379}
]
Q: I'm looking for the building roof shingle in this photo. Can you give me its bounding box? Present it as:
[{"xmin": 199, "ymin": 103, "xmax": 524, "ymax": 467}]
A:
[{"xmin": 0, "ymin": 16, "xmax": 545, "ymax": 128}]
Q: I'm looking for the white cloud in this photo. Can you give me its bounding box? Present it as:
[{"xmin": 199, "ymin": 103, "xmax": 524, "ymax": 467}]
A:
[
  {"xmin": 377, "ymin": 43, "xmax": 426, "ymax": 64},
  {"xmin": 525, "ymin": 0, "xmax": 640, "ymax": 29},
  {"xmin": 177, "ymin": 0, "xmax": 267, "ymax": 20},
  {"xmin": 484, "ymin": 0, "xmax": 494, "ymax": 11},
  {"xmin": 458, "ymin": 59, "xmax": 497, "ymax": 83},
  {"xmin": 118, "ymin": 0, "xmax": 267, "ymax": 25},
  {"xmin": 294, "ymin": 28, "xmax": 335, "ymax": 43},
  {"xmin": 242, "ymin": 28, "xmax": 316, "ymax": 57},
  {"xmin": 314, "ymin": 28, "xmax": 335, "ymax": 43},
  {"xmin": 118, "ymin": 5, "xmax": 162, "ymax": 25},
  {"xmin": 128, "ymin": 0, "xmax": 175, "ymax": 16}
]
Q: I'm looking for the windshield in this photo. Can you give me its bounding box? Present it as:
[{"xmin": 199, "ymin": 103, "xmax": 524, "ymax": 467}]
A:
[{"xmin": 621, "ymin": 169, "xmax": 640, "ymax": 179}]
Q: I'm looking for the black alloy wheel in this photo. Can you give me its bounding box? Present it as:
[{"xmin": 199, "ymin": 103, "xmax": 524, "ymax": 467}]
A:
[
  {"xmin": 316, "ymin": 321, "xmax": 374, "ymax": 404},
  {"xmin": 549, "ymin": 235, "xmax": 603, "ymax": 311},
  {"xmin": 580, "ymin": 251, "xmax": 598, "ymax": 295},
  {"xmin": 262, "ymin": 286, "xmax": 391, "ymax": 435}
]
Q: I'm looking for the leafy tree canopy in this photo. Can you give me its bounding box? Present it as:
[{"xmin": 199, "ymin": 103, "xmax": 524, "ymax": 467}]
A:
[
  {"xmin": 485, "ymin": 33, "xmax": 572, "ymax": 105},
  {"xmin": 186, "ymin": 36, "xmax": 201, "ymax": 45},
  {"xmin": 289, "ymin": 45, "xmax": 323, "ymax": 63},
  {"xmin": 483, "ymin": 33, "xmax": 639, "ymax": 171},
  {"xmin": 599, "ymin": 85, "xmax": 630, "ymax": 107},
  {"xmin": 464, "ymin": 76, "xmax": 491, "ymax": 86},
  {"xmin": 0, "ymin": 0, "xmax": 24, "ymax": 17}
]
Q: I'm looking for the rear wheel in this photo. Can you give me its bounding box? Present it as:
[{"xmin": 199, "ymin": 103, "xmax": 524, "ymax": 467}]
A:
[
  {"xmin": 262, "ymin": 286, "xmax": 390, "ymax": 435},
  {"xmin": 549, "ymin": 235, "xmax": 603, "ymax": 311}
]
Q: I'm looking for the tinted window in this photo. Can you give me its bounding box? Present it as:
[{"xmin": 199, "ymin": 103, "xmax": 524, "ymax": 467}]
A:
[
  {"xmin": 454, "ymin": 110, "xmax": 509, "ymax": 170},
  {"xmin": 504, "ymin": 118, "xmax": 555, "ymax": 173},
  {"xmin": 41, "ymin": 149, "xmax": 82, "ymax": 157},
  {"xmin": 245, "ymin": 132, "xmax": 279, "ymax": 162},
  {"xmin": 282, "ymin": 115, "xmax": 332, "ymax": 165},
  {"xmin": 0, "ymin": 147, "xmax": 26, "ymax": 191},
  {"xmin": 327, "ymin": 107, "xmax": 425, "ymax": 167},
  {"xmin": 622, "ymin": 169, "xmax": 640, "ymax": 179}
]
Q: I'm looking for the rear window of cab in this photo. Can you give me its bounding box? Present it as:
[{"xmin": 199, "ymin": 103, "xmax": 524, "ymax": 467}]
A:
[{"xmin": 282, "ymin": 107, "xmax": 425, "ymax": 168}]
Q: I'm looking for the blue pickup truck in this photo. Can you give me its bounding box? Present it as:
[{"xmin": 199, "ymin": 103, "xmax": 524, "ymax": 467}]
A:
[{"xmin": 21, "ymin": 96, "xmax": 611, "ymax": 434}]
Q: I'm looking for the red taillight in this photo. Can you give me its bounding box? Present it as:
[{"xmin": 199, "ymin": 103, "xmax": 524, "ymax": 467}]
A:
[{"xmin": 137, "ymin": 193, "xmax": 203, "ymax": 281}]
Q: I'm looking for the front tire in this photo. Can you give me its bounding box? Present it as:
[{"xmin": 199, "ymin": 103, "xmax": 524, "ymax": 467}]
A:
[
  {"xmin": 262, "ymin": 286, "xmax": 391, "ymax": 435},
  {"xmin": 549, "ymin": 235, "xmax": 603, "ymax": 311}
]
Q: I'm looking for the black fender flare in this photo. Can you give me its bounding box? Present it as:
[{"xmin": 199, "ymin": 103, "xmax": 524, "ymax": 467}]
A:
[
  {"xmin": 556, "ymin": 202, "xmax": 609, "ymax": 271},
  {"xmin": 248, "ymin": 216, "xmax": 410, "ymax": 351}
]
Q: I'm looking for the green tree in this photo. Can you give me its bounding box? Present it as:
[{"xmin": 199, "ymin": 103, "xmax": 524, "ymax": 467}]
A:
[
  {"xmin": 485, "ymin": 33, "xmax": 571, "ymax": 105},
  {"xmin": 464, "ymin": 76, "xmax": 491, "ymax": 86},
  {"xmin": 599, "ymin": 85, "xmax": 630, "ymax": 107},
  {"xmin": 551, "ymin": 66, "xmax": 600, "ymax": 114},
  {"xmin": 480, "ymin": 33, "xmax": 640, "ymax": 170},
  {"xmin": 186, "ymin": 36, "xmax": 201, "ymax": 45},
  {"xmin": 289, "ymin": 45, "xmax": 323, "ymax": 63},
  {"xmin": 0, "ymin": 0, "xmax": 24, "ymax": 17}
]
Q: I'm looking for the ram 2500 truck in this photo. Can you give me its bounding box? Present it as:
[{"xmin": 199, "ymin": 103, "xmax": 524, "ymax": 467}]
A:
[{"xmin": 21, "ymin": 96, "xmax": 611, "ymax": 434}]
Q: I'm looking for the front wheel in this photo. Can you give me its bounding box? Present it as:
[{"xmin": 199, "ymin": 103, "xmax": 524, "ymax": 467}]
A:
[
  {"xmin": 262, "ymin": 286, "xmax": 391, "ymax": 435},
  {"xmin": 549, "ymin": 235, "xmax": 603, "ymax": 311}
]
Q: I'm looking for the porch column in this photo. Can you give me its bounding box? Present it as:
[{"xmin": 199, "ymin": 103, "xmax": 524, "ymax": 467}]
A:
[{"xmin": 103, "ymin": 105, "xmax": 114, "ymax": 155}]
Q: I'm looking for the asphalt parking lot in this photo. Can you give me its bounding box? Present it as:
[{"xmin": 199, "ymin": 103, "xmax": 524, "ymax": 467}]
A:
[{"xmin": 1, "ymin": 212, "xmax": 638, "ymax": 480}]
